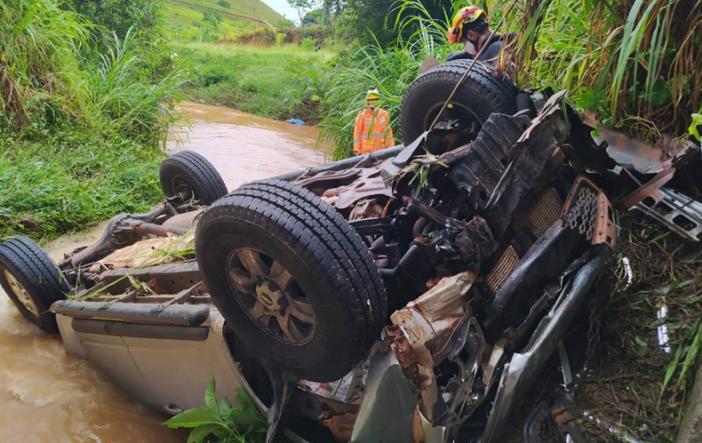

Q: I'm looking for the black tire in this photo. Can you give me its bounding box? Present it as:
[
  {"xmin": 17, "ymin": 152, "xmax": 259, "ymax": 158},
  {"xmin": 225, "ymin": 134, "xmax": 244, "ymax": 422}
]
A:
[
  {"xmin": 0, "ymin": 237, "xmax": 70, "ymax": 333},
  {"xmin": 400, "ymin": 60, "xmax": 519, "ymax": 144},
  {"xmin": 159, "ymin": 151, "xmax": 228, "ymax": 205},
  {"xmin": 196, "ymin": 179, "xmax": 387, "ymax": 382}
]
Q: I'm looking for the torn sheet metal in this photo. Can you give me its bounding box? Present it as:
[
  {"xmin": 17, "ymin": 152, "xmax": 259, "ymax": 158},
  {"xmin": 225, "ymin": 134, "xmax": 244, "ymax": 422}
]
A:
[
  {"xmin": 617, "ymin": 168, "xmax": 676, "ymax": 209},
  {"xmin": 632, "ymin": 186, "xmax": 702, "ymax": 241},
  {"xmin": 584, "ymin": 113, "xmax": 699, "ymax": 174},
  {"xmin": 384, "ymin": 271, "xmax": 475, "ymax": 421}
]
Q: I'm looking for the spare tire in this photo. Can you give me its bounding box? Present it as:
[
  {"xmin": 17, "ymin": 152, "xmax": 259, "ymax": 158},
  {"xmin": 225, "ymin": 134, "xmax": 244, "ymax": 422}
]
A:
[
  {"xmin": 159, "ymin": 150, "xmax": 228, "ymax": 205},
  {"xmin": 196, "ymin": 179, "xmax": 387, "ymax": 382},
  {"xmin": 400, "ymin": 60, "xmax": 519, "ymax": 144},
  {"xmin": 0, "ymin": 237, "xmax": 70, "ymax": 333}
]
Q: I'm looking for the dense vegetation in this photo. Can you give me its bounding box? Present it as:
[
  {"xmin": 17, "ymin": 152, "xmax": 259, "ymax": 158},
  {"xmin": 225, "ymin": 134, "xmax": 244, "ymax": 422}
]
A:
[
  {"xmin": 180, "ymin": 43, "xmax": 331, "ymax": 121},
  {"xmin": 0, "ymin": 0, "xmax": 184, "ymax": 241}
]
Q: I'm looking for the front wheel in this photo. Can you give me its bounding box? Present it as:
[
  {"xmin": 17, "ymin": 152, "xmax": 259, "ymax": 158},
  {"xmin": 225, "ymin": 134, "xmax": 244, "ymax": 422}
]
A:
[
  {"xmin": 0, "ymin": 237, "xmax": 70, "ymax": 333},
  {"xmin": 196, "ymin": 179, "xmax": 387, "ymax": 382},
  {"xmin": 400, "ymin": 60, "xmax": 518, "ymax": 144}
]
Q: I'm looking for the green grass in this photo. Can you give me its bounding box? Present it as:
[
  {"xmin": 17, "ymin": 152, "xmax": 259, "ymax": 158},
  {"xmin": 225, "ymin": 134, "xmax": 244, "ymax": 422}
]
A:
[
  {"xmin": 160, "ymin": 0, "xmax": 285, "ymax": 39},
  {"xmin": 179, "ymin": 43, "xmax": 333, "ymax": 121},
  {"xmin": 0, "ymin": 131, "xmax": 165, "ymax": 242}
]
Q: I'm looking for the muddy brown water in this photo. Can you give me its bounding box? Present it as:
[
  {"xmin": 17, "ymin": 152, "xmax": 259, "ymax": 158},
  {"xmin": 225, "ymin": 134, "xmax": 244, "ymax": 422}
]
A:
[{"xmin": 0, "ymin": 101, "xmax": 326, "ymax": 442}]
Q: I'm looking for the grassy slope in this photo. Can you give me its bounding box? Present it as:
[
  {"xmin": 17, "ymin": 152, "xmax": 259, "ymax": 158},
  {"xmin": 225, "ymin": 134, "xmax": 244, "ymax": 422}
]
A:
[
  {"xmin": 161, "ymin": 0, "xmax": 285, "ymax": 37},
  {"xmin": 181, "ymin": 43, "xmax": 333, "ymax": 121},
  {"xmin": 0, "ymin": 133, "xmax": 164, "ymax": 242}
]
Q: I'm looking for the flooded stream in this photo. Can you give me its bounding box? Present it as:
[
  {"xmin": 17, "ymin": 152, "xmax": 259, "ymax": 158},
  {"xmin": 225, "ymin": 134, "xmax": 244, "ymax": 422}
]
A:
[{"xmin": 0, "ymin": 101, "xmax": 325, "ymax": 442}]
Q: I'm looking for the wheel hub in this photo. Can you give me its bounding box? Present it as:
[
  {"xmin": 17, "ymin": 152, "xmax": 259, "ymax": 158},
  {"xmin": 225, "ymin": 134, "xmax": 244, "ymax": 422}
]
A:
[
  {"xmin": 227, "ymin": 248, "xmax": 315, "ymax": 345},
  {"xmin": 3, "ymin": 270, "xmax": 38, "ymax": 317},
  {"xmin": 255, "ymin": 280, "xmax": 287, "ymax": 311}
]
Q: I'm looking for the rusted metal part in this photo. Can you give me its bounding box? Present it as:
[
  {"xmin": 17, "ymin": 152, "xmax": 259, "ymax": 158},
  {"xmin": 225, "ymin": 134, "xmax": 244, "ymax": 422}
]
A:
[
  {"xmin": 384, "ymin": 271, "xmax": 476, "ymax": 420},
  {"xmin": 445, "ymin": 113, "xmax": 530, "ymax": 212},
  {"xmin": 617, "ymin": 169, "xmax": 675, "ymax": 210},
  {"xmin": 132, "ymin": 221, "xmax": 189, "ymax": 237},
  {"xmin": 562, "ymin": 176, "xmax": 617, "ymax": 247},
  {"xmin": 321, "ymin": 413, "xmax": 357, "ymax": 441},
  {"xmin": 584, "ymin": 113, "xmax": 699, "ymax": 174},
  {"xmin": 162, "ymin": 209, "xmax": 202, "ymax": 230},
  {"xmin": 484, "ymin": 91, "xmax": 569, "ymax": 242},
  {"xmin": 350, "ymin": 200, "xmax": 383, "ymax": 223}
]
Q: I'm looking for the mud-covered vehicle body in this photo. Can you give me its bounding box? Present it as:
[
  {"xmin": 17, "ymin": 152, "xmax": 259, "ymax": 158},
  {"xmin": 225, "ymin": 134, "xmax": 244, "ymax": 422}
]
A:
[{"xmin": 2, "ymin": 81, "xmax": 700, "ymax": 442}]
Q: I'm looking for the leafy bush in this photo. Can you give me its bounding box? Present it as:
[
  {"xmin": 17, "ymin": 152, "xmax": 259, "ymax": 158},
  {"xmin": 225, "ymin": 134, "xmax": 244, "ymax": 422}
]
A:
[
  {"xmin": 63, "ymin": 0, "xmax": 163, "ymax": 43},
  {"xmin": 301, "ymin": 37, "xmax": 315, "ymax": 51},
  {"xmin": 163, "ymin": 378, "xmax": 267, "ymax": 443},
  {"xmin": 276, "ymin": 32, "xmax": 287, "ymax": 45},
  {"xmin": 217, "ymin": 0, "xmax": 231, "ymax": 8}
]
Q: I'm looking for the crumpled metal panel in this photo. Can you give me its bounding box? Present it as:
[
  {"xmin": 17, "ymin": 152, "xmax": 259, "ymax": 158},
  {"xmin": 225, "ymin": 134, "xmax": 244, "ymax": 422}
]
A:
[
  {"xmin": 483, "ymin": 90, "xmax": 569, "ymax": 242},
  {"xmin": 446, "ymin": 113, "xmax": 530, "ymax": 211},
  {"xmin": 481, "ymin": 246, "xmax": 610, "ymax": 443}
]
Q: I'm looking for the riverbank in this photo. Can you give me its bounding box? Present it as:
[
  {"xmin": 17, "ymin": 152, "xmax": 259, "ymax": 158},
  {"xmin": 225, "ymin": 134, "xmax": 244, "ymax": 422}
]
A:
[
  {"xmin": 178, "ymin": 43, "xmax": 334, "ymax": 123},
  {"xmin": 0, "ymin": 132, "xmax": 165, "ymax": 243}
]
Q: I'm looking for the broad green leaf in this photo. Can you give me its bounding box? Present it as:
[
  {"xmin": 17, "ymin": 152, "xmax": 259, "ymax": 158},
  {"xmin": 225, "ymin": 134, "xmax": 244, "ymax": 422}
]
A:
[
  {"xmin": 219, "ymin": 396, "xmax": 232, "ymax": 418},
  {"xmin": 163, "ymin": 407, "xmax": 223, "ymax": 429},
  {"xmin": 187, "ymin": 424, "xmax": 224, "ymax": 443},
  {"xmin": 205, "ymin": 378, "xmax": 217, "ymax": 413}
]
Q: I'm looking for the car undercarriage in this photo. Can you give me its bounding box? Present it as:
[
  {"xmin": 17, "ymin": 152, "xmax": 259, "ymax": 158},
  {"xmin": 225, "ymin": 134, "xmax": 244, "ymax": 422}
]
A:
[{"xmin": 1, "ymin": 88, "xmax": 700, "ymax": 443}]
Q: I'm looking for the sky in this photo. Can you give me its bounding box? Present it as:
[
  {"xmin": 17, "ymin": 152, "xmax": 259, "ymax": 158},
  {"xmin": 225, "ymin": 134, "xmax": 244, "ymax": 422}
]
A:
[{"xmin": 260, "ymin": 0, "xmax": 300, "ymax": 23}]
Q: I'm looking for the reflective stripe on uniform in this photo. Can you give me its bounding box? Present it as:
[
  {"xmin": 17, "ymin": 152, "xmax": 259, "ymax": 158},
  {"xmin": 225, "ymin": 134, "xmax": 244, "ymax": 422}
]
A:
[{"xmin": 353, "ymin": 139, "xmax": 361, "ymax": 143}]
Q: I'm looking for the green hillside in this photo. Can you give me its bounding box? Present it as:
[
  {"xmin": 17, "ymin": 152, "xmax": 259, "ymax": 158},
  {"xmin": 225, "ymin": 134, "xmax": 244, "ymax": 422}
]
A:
[{"xmin": 161, "ymin": 0, "xmax": 286, "ymax": 39}]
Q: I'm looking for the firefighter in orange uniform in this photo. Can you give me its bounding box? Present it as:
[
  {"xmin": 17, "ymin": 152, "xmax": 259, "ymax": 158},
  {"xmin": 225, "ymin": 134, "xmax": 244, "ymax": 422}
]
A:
[{"xmin": 353, "ymin": 87, "xmax": 395, "ymax": 155}]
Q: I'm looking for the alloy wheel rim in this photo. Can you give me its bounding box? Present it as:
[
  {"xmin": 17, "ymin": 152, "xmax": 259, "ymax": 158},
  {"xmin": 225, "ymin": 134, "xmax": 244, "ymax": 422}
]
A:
[
  {"xmin": 3, "ymin": 270, "xmax": 38, "ymax": 317},
  {"xmin": 226, "ymin": 248, "xmax": 315, "ymax": 345}
]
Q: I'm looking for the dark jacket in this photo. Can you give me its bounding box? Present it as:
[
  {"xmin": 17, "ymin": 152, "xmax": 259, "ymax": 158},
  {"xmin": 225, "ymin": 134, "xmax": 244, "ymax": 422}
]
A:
[{"xmin": 446, "ymin": 32, "xmax": 517, "ymax": 63}]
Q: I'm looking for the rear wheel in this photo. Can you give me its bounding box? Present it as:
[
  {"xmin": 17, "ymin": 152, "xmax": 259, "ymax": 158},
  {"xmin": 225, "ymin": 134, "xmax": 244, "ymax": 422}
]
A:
[
  {"xmin": 400, "ymin": 60, "xmax": 518, "ymax": 144},
  {"xmin": 0, "ymin": 237, "xmax": 70, "ymax": 333},
  {"xmin": 196, "ymin": 179, "xmax": 387, "ymax": 382},
  {"xmin": 159, "ymin": 150, "xmax": 228, "ymax": 205}
]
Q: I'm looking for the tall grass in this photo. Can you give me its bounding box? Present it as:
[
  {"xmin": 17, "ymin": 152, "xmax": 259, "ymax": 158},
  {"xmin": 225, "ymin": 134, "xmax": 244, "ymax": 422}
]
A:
[
  {"xmin": 503, "ymin": 0, "xmax": 702, "ymax": 138},
  {"xmin": 0, "ymin": 0, "xmax": 91, "ymax": 130},
  {"xmin": 90, "ymin": 28, "xmax": 187, "ymax": 143}
]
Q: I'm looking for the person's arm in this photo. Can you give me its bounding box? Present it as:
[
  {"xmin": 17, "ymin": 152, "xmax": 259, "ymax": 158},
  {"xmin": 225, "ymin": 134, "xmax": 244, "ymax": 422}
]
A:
[{"xmin": 353, "ymin": 112, "xmax": 362, "ymax": 155}]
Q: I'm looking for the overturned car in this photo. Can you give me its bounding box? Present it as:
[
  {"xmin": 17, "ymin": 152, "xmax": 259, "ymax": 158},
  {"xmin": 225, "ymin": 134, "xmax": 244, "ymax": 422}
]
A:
[{"xmin": 1, "ymin": 87, "xmax": 699, "ymax": 442}]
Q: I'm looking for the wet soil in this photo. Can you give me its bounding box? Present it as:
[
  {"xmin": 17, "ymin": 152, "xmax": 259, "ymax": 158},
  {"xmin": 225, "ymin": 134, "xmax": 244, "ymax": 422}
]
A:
[{"xmin": 0, "ymin": 101, "xmax": 325, "ymax": 442}]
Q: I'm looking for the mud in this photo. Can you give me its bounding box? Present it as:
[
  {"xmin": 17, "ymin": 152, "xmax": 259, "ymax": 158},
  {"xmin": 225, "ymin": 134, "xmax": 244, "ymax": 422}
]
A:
[{"xmin": 0, "ymin": 102, "xmax": 326, "ymax": 442}]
